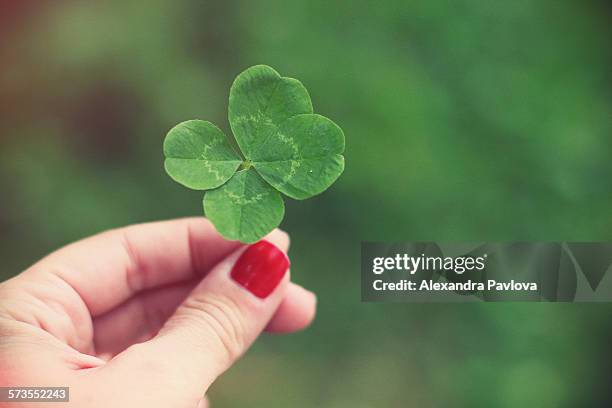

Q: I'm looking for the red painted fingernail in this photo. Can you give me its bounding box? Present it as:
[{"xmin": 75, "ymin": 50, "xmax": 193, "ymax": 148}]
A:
[{"xmin": 231, "ymin": 240, "xmax": 290, "ymax": 298}]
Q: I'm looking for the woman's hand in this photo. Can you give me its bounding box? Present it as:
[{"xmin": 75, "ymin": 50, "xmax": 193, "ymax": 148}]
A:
[{"xmin": 0, "ymin": 218, "xmax": 316, "ymax": 407}]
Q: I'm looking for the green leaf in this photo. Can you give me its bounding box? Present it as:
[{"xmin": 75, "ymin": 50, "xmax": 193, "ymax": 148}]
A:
[
  {"xmin": 250, "ymin": 113, "xmax": 345, "ymax": 199},
  {"xmin": 228, "ymin": 65, "xmax": 313, "ymax": 158},
  {"xmin": 203, "ymin": 168, "xmax": 284, "ymax": 243},
  {"xmin": 164, "ymin": 120, "xmax": 242, "ymax": 190},
  {"xmin": 164, "ymin": 65, "xmax": 345, "ymax": 242}
]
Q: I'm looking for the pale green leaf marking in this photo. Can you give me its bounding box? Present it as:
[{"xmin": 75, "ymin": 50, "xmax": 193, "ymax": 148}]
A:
[
  {"xmin": 164, "ymin": 120, "xmax": 242, "ymax": 190},
  {"xmin": 228, "ymin": 65, "xmax": 313, "ymax": 158},
  {"xmin": 251, "ymin": 114, "xmax": 345, "ymax": 200},
  {"xmin": 203, "ymin": 168, "xmax": 284, "ymax": 243}
]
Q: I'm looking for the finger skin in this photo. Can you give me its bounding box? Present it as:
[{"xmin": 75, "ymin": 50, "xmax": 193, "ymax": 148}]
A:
[
  {"xmin": 93, "ymin": 282, "xmax": 315, "ymax": 356},
  {"xmin": 92, "ymin": 281, "xmax": 194, "ymax": 358},
  {"xmin": 104, "ymin": 243, "xmax": 291, "ymax": 406},
  {"xmin": 90, "ymin": 227, "xmax": 304, "ymax": 356},
  {"xmin": 21, "ymin": 217, "xmax": 281, "ymax": 316},
  {"xmin": 266, "ymin": 283, "xmax": 317, "ymax": 333},
  {"xmin": 7, "ymin": 218, "xmax": 290, "ymax": 354}
]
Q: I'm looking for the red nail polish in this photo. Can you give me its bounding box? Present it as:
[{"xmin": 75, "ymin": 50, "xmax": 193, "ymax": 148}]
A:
[{"xmin": 231, "ymin": 240, "xmax": 290, "ymax": 298}]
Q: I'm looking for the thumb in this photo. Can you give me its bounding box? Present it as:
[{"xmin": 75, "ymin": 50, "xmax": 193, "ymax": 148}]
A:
[{"xmin": 110, "ymin": 240, "xmax": 290, "ymax": 402}]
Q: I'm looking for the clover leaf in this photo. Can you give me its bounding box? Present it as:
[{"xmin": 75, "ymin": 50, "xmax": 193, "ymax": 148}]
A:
[
  {"xmin": 163, "ymin": 65, "xmax": 345, "ymax": 243},
  {"xmin": 164, "ymin": 120, "xmax": 243, "ymax": 189}
]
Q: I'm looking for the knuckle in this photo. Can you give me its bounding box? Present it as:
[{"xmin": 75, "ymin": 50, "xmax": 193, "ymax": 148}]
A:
[
  {"xmin": 120, "ymin": 229, "xmax": 146, "ymax": 292},
  {"xmin": 173, "ymin": 294, "xmax": 247, "ymax": 365}
]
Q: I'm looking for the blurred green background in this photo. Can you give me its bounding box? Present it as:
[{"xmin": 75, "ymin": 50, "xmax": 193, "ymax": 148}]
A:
[{"xmin": 1, "ymin": 0, "xmax": 612, "ymax": 406}]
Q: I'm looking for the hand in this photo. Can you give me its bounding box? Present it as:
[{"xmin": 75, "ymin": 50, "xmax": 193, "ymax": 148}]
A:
[{"xmin": 0, "ymin": 218, "xmax": 316, "ymax": 407}]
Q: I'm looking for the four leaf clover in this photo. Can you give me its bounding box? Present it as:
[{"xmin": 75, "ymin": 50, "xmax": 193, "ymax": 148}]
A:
[{"xmin": 163, "ymin": 65, "xmax": 345, "ymax": 242}]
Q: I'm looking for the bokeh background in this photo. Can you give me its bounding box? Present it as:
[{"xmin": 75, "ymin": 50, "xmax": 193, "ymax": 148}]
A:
[{"xmin": 1, "ymin": 0, "xmax": 612, "ymax": 406}]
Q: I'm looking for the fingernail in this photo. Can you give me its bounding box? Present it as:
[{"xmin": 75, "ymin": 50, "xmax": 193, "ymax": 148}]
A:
[{"xmin": 231, "ymin": 240, "xmax": 290, "ymax": 298}]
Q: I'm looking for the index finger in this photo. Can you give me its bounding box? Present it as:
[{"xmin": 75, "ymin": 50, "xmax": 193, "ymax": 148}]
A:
[{"xmin": 21, "ymin": 217, "xmax": 289, "ymax": 317}]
